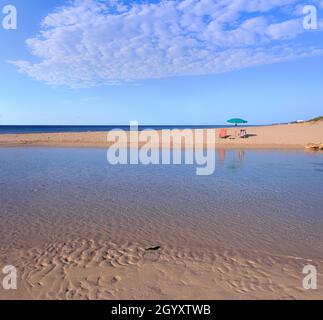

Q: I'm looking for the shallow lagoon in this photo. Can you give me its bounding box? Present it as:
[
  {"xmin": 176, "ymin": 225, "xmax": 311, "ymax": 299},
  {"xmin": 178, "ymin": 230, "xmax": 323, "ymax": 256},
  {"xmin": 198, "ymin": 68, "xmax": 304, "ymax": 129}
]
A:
[{"xmin": 0, "ymin": 147, "xmax": 322, "ymax": 259}]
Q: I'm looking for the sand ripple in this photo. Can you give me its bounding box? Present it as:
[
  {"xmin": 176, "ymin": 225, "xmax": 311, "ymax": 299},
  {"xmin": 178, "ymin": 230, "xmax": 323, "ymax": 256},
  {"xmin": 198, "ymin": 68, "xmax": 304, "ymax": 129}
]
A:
[{"xmin": 1, "ymin": 238, "xmax": 322, "ymax": 300}]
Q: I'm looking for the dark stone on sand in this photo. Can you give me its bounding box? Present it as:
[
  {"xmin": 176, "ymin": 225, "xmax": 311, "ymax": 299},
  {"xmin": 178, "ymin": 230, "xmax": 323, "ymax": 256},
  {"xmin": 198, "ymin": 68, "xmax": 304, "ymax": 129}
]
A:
[{"xmin": 145, "ymin": 246, "xmax": 161, "ymax": 251}]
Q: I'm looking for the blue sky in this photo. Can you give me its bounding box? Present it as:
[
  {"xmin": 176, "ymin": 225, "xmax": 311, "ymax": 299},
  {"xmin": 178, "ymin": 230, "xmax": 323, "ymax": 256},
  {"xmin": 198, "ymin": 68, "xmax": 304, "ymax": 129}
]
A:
[{"xmin": 0, "ymin": 0, "xmax": 322, "ymax": 125}]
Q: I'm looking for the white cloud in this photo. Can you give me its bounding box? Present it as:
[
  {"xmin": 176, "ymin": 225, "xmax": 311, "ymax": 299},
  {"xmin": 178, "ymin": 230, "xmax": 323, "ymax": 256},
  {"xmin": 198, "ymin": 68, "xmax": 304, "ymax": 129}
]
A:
[
  {"xmin": 10, "ymin": 0, "xmax": 323, "ymax": 88},
  {"xmin": 266, "ymin": 18, "xmax": 304, "ymax": 40}
]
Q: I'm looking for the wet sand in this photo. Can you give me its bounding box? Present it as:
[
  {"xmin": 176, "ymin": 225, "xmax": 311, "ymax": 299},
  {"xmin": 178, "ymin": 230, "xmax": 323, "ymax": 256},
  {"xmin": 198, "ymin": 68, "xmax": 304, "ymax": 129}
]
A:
[{"xmin": 0, "ymin": 122, "xmax": 322, "ymax": 149}]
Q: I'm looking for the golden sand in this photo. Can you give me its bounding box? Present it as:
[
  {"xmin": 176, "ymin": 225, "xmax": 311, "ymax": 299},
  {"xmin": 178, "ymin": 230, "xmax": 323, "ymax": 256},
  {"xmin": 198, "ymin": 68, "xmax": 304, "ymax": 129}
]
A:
[{"xmin": 0, "ymin": 122, "xmax": 322, "ymax": 149}]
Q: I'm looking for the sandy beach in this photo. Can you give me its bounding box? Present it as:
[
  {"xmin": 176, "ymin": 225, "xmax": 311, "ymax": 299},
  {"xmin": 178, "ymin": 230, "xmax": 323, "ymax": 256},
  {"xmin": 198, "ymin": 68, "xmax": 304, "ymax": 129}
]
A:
[
  {"xmin": 2, "ymin": 238, "xmax": 323, "ymax": 300},
  {"xmin": 0, "ymin": 122, "xmax": 322, "ymax": 149}
]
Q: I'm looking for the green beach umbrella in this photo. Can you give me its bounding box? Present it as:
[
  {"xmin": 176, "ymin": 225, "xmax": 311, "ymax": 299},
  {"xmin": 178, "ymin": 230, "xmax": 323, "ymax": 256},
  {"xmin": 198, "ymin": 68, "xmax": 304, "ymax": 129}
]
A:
[{"xmin": 227, "ymin": 118, "xmax": 248, "ymax": 126}]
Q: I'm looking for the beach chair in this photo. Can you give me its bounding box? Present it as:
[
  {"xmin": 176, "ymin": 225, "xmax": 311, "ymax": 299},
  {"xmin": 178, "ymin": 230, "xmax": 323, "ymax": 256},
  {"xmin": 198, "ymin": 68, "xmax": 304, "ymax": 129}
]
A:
[
  {"xmin": 239, "ymin": 129, "xmax": 247, "ymax": 138},
  {"xmin": 219, "ymin": 128, "xmax": 228, "ymax": 139}
]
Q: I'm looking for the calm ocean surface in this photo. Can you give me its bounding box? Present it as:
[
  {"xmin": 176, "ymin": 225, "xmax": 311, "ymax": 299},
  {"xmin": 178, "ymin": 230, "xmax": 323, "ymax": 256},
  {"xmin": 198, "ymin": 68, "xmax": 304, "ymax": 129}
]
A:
[
  {"xmin": 0, "ymin": 147, "xmax": 322, "ymax": 258},
  {"xmin": 0, "ymin": 125, "xmax": 256, "ymax": 134}
]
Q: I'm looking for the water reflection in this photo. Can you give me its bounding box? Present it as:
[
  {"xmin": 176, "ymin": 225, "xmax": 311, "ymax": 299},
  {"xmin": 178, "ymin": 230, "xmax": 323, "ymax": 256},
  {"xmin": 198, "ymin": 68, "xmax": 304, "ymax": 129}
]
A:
[
  {"xmin": 217, "ymin": 149, "xmax": 226, "ymax": 162},
  {"xmin": 217, "ymin": 149, "xmax": 245, "ymax": 171}
]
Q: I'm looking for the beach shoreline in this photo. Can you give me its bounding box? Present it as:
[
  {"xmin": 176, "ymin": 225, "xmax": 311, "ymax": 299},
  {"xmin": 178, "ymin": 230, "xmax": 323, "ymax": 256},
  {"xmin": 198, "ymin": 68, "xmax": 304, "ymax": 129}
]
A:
[{"xmin": 0, "ymin": 122, "xmax": 322, "ymax": 149}]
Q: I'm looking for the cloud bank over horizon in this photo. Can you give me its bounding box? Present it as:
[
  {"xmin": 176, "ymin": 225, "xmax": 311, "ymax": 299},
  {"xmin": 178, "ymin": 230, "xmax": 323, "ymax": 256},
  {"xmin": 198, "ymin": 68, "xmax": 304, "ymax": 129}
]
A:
[{"xmin": 10, "ymin": 0, "xmax": 323, "ymax": 88}]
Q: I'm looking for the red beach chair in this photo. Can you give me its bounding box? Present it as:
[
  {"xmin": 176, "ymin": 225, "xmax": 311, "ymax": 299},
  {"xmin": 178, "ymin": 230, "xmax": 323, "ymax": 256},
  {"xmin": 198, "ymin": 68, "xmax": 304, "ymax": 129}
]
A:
[{"xmin": 219, "ymin": 128, "xmax": 228, "ymax": 139}]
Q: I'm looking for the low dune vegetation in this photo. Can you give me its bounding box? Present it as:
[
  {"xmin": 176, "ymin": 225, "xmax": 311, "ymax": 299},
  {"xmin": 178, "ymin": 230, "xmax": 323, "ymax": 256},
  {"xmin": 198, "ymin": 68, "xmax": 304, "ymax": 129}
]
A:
[{"xmin": 308, "ymin": 116, "xmax": 323, "ymax": 122}]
